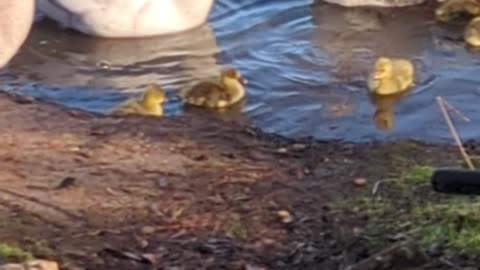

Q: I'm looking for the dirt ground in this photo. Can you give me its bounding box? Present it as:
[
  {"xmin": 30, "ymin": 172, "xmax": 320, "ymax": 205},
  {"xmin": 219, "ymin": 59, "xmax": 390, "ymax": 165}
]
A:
[{"xmin": 0, "ymin": 91, "xmax": 476, "ymax": 270}]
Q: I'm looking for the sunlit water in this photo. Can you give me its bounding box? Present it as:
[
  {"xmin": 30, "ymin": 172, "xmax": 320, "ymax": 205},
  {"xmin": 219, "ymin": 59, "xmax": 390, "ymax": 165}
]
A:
[{"xmin": 2, "ymin": 0, "xmax": 480, "ymax": 142}]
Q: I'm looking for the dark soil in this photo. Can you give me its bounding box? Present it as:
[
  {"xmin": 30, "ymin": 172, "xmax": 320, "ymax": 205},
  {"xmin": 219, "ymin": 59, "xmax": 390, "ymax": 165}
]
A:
[{"xmin": 0, "ymin": 91, "xmax": 476, "ymax": 270}]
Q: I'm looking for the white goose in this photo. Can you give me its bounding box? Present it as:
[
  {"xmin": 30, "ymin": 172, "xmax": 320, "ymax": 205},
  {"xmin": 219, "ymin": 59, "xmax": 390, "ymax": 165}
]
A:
[
  {"xmin": 36, "ymin": 0, "xmax": 216, "ymax": 38},
  {"xmin": 0, "ymin": 1, "xmax": 35, "ymax": 68},
  {"xmin": 0, "ymin": 0, "xmax": 215, "ymax": 68}
]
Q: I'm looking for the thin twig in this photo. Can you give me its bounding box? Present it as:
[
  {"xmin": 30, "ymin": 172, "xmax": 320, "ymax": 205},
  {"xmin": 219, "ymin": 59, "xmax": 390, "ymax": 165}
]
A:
[
  {"xmin": 442, "ymin": 98, "xmax": 470, "ymax": 122},
  {"xmin": 371, "ymin": 178, "xmax": 397, "ymax": 195},
  {"xmin": 436, "ymin": 96, "xmax": 475, "ymax": 170}
]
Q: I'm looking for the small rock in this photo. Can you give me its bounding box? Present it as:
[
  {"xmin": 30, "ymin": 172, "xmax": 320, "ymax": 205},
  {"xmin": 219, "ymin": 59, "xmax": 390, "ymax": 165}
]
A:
[
  {"xmin": 140, "ymin": 253, "xmax": 157, "ymax": 265},
  {"xmin": 192, "ymin": 154, "xmax": 208, "ymax": 161},
  {"xmin": 0, "ymin": 264, "xmax": 23, "ymax": 270},
  {"xmin": 16, "ymin": 96, "xmax": 35, "ymax": 105},
  {"xmin": 55, "ymin": 177, "xmax": 76, "ymax": 189},
  {"xmin": 25, "ymin": 260, "xmax": 59, "ymax": 270},
  {"xmin": 245, "ymin": 264, "xmax": 267, "ymax": 270},
  {"xmin": 276, "ymin": 148, "xmax": 288, "ymax": 154},
  {"xmin": 291, "ymin": 144, "xmax": 307, "ymax": 151},
  {"xmin": 261, "ymin": 238, "xmax": 276, "ymax": 246},
  {"xmin": 277, "ymin": 210, "xmax": 294, "ymax": 224},
  {"xmin": 96, "ymin": 60, "xmax": 111, "ymax": 70},
  {"xmin": 353, "ymin": 178, "xmax": 368, "ymax": 187},
  {"xmin": 353, "ymin": 227, "xmax": 363, "ymax": 237},
  {"xmin": 140, "ymin": 226, "xmax": 156, "ymax": 234},
  {"xmin": 156, "ymin": 178, "xmax": 169, "ymax": 188},
  {"xmin": 0, "ymin": 260, "xmax": 59, "ymax": 270}
]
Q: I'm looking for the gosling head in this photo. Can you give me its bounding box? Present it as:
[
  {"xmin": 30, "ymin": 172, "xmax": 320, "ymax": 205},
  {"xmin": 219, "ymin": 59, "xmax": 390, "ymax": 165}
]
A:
[
  {"xmin": 143, "ymin": 84, "xmax": 167, "ymax": 104},
  {"xmin": 435, "ymin": 5, "xmax": 451, "ymax": 22},
  {"xmin": 465, "ymin": 1, "xmax": 480, "ymax": 14},
  {"xmin": 220, "ymin": 68, "xmax": 248, "ymax": 86},
  {"xmin": 465, "ymin": 17, "xmax": 480, "ymax": 47},
  {"xmin": 372, "ymin": 57, "xmax": 393, "ymax": 80}
]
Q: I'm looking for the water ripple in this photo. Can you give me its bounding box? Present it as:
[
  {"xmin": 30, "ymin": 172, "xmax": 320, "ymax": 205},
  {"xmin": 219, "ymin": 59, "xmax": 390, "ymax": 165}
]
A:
[{"xmin": 2, "ymin": 1, "xmax": 480, "ymax": 142}]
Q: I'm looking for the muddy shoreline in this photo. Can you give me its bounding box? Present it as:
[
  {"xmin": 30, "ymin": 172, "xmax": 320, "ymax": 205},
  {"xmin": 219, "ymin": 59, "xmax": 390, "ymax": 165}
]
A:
[{"xmin": 0, "ymin": 91, "xmax": 476, "ymax": 270}]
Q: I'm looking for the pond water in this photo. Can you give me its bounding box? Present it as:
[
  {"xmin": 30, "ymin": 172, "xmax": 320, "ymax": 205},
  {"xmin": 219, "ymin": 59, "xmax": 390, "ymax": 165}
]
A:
[{"xmin": 2, "ymin": 0, "xmax": 480, "ymax": 142}]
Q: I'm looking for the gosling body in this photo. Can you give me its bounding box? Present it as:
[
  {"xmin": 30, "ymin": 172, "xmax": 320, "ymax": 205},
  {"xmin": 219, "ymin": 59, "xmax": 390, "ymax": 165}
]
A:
[
  {"xmin": 112, "ymin": 84, "xmax": 166, "ymax": 116},
  {"xmin": 180, "ymin": 68, "xmax": 247, "ymax": 109},
  {"xmin": 368, "ymin": 57, "xmax": 415, "ymax": 96},
  {"xmin": 435, "ymin": 0, "xmax": 480, "ymax": 22},
  {"xmin": 465, "ymin": 16, "xmax": 480, "ymax": 47}
]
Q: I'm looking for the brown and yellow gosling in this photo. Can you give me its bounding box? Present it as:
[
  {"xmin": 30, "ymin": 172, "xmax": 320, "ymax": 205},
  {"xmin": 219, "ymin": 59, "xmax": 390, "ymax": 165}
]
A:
[
  {"xmin": 368, "ymin": 57, "xmax": 415, "ymax": 96},
  {"xmin": 180, "ymin": 68, "xmax": 248, "ymax": 109},
  {"xmin": 112, "ymin": 84, "xmax": 167, "ymax": 116}
]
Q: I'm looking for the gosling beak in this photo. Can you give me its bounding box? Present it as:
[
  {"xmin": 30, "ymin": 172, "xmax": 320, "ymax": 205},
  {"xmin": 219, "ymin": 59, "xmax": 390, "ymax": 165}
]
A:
[
  {"xmin": 240, "ymin": 77, "xmax": 248, "ymax": 86},
  {"xmin": 373, "ymin": 70, "xmax": 385, "ymax": 80}
]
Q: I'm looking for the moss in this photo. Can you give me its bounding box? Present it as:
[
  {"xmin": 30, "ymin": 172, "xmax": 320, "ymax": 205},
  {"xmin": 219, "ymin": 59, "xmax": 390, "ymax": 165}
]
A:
[
  {"xmin": 224, "ymin": 216, "xmax": 251, "ymax": 240},
  {"xmin": 414, "ymin": 198, "xmax": 480, "ymax": 252},
  {"xmin": 401, "ymin": 165, "xmax": 434, "ymax": 185},
  {"xmin": 335, "ymin": 163, "xmax": 480, "ymax": 252},
  {"xmin": 0, "ymin": 243, "xmax": 33, "ymax": 262},
  {"xmin": 352, "ymin": 197, "xmax": 394, "ymax": 217}
]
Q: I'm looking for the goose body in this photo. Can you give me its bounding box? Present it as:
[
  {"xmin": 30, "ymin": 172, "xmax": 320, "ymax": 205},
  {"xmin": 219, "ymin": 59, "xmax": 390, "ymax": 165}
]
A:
[
  {"xmin": 36, "ymin": 0, "xmax": 215, "ymax": 38},
  {"xmin": 0, "ymin": 1, "xmax": 35, "ymax": 68}
]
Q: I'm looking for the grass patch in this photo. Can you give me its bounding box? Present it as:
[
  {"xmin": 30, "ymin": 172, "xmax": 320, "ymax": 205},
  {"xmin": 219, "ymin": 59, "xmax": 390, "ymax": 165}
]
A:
[
  {"xmin": 351, "ymin": 197, "xmax": 394, "ymax": 217},
  {"xmin": 336, "ymin": 164, "xmax": 480, "ymax": 253},
  {"xmin": 0, "ymin": 243, "xmax": 33, "ymax": 262},
  {"xmin": 414, "ymin": 198, "xmax": 480, "ymax": 252},
  {"xmin": 224, "ymin": 215, "xmax": 252, "ymax": 240},
  {"xmin": 400, "ymin": 165, "xmax": 434, "ymax": 186}
]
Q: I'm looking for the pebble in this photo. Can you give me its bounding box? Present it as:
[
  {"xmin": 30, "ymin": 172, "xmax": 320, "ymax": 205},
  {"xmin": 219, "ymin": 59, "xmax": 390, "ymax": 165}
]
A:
[
  {"xmin": 141, "ymin": 226, "xmax": 156, "ymax": 234},
  {"xmin": 277, "ymin": 210, "xmax": 294, "ymax": 224},
  {"xmin": 0, "ymin": 260, "xmax": 59, "ymax": 270},
  {"xmin": 291, "ymin": 144, "xmax": 307, "ymax": 151},
  {"xmin": 353, "ymin": 177, "xmax": 368, "ymax": 187}
]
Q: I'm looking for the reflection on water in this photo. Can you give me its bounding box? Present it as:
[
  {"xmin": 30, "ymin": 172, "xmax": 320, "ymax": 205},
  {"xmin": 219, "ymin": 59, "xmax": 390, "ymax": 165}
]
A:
[
  {"xmin": 2, "ymin": 0, "xmax": 480, "ymax": 142},
  {"xmin": 3, "ymin": 20, "xmax": 223, "ymax": 115},
  {"xmin": 369, "ymin": 90, "xmax": 413, "ymax": 131}
]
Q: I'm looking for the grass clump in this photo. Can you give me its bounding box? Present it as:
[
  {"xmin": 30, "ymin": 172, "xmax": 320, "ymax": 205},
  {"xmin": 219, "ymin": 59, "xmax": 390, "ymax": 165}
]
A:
[
  {"xmin": 414, "ymin": 198, "xmax": 480, "ymax": 252},
  {"xmin": 401, "ymin": 165, "xmax": 434, "ymax": 185},
  {"xmin": 336, "ymin": 164, "xmax": 480, "ymax": 253},
  {"xmin": 0, "ymin": 243, "xmax": 33, "ymax": 262},
  {"xmin": 352, "ymin": 197, "xmax": 394, "ymax": 217}
]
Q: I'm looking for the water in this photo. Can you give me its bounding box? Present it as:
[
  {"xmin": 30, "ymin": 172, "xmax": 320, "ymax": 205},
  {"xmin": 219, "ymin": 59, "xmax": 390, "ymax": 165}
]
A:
[{"xmin": 2, "ymin": 0, "xmax": 480, "ymax": 142}]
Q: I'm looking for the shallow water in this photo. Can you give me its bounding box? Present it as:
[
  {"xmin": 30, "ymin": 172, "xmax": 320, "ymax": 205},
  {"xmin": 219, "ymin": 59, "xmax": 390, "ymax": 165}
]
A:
[{"xmin": 2, "ymin": 0, "xmax": 480, "ymax": 142}]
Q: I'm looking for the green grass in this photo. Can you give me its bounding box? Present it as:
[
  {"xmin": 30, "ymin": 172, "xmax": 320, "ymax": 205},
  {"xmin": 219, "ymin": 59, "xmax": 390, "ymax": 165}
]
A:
[
  {"xmin": 0, "ymin": 243, "xmax": 33, "ymax": 262},
  {"xmin": 336, "ymin": 164, "xmax": 480, "ymax": 253},
  {"xmin": 224, "ymin": 215, "xmax": 251, "ymax": 240},
  {"xmin": 400, "ymin": 165, "xmax": 434, "ymax": 185},
  {"xmin": 414, "ymin": 198, "xmax": 480, "ymax": 252}
]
